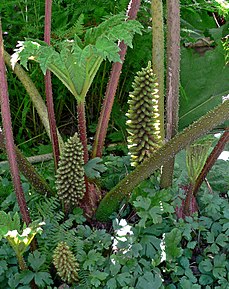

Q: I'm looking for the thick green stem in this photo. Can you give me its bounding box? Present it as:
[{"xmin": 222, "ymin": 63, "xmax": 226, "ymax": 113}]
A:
[
  {"xmin": 0, "ymin": 19, "xmax": 31, "ymax": 225},
  {"xmin": 17, "ymin": 254, "xmax": 28, "ymax": 270},
  {"xmin": 44, "ymin": 0, "xmax": 60, "ymax": 170},
  {"xmin": 3, "ymin": 50, "xmax": 64, "ymax": 150},
  {"xmin": 77, "ymin": 101, "xmax": 89, "ymax": 164},
  {"xmin": 96, "ymin": 100, "xmax": 229, "ymax": 221},
  {"xmin": 92, "ymin": 0, "xmax": 141, "ymax": 158},
  {"xmin": 151, "ymin": 0, "xmax": 165, "ymax": 140},
  {"xmin": 0, "ymin": 131, "xmax": 53, "ymax": 196},
  {"xmin": 160, "ymin": 0, "xmax": 180, "ymax": 188}
]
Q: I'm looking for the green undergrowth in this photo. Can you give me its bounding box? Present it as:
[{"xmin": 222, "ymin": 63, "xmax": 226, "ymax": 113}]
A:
[{"xmin": 0, "ymin": 155, "xmax": 228, "ymax": 288}]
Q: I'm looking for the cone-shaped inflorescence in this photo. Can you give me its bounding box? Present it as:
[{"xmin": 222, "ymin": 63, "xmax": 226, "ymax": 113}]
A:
[
  {"xmin": 53, "ymin": 241, "xmax": 79, "ymax": 284},
  {"xmin": 56, "ymin": 133, "xmax": 85, "ymax": 206},
  {"xmin": 126, "ymin": 62, "xmax": 162, "ymax": 167}
]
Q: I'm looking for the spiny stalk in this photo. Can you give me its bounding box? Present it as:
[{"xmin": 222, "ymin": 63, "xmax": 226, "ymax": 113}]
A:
[
  {"xmin": 92, "ymin": 0, "xmax": 141, "ymax": 158},
  {"xmin": 151, "ymin": 0, "xmax": 165, "ymax": 140},
  {"xmin": 44, "ymin": 0, "xmax": 60, "ymax": 170},
  {"xmin": 0, "ymin": 18, "xmax": 31, "ymax": 226},
  {"xmin": 160, "ymin": 0, "xmax": 180, "ymax": 188}
]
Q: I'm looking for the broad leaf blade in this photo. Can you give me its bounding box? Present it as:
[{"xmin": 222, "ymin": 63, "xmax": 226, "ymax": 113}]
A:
[{"xmin": 179, "ymin": 44, "xmax": 229, "ymax": 129}]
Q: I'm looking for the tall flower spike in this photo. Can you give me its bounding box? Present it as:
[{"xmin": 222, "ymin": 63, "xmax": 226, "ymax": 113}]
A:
[
  {"xmin": 53, "ymin": 241, "xmax": 79, "ymax": 284},
  {"xmin": 56, "ymin": 133, "xmax": 86, "ymax": 206},
  {"xmin": 126, "ymin": 62, "xmax": 162, "ymax": 167}
]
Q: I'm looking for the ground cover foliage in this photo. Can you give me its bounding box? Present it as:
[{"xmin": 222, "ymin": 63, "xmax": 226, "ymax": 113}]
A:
[{"xmin": 0, "ymin": 0, "xmax": 229, "ymax": 288}]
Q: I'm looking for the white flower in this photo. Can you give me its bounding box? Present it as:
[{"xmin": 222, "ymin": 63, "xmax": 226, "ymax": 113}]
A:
[
  {"xmin": 21, "ymin": 227, "xmax": 32, "ymax": 237},
  {"xmin": 4, "ymin": 230, "xmax": 18, "ymax": 238}
]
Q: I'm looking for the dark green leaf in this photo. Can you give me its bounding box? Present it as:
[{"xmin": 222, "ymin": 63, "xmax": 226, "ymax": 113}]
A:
[
  {"xmin": 136, "ymin": 272, "xmax": 162, "ymax": 289},
  {"xmin": 34, "ymin": 272, "xmax": 53, "ymax": 287},
  {"xmin": 199, "ymin": 259, "xmax": 213, "ymax": 273},
  {"xmin": 18, "ymin": 270, "xmax": 35, "ymax": 284},
  {"xmin": 180, "ymin": 43, "xmax": 229, "ymax": 129},
  {"xmin": 28, "ymin": 251, "xmax": 46, "ymax": 271},
  {"xmin": 165, "ymin": 228, "xmax": 183, "ymax": 260},
  {"xmin": 199, "ymin": 274, "xmax": 214, "ymax": 286}
]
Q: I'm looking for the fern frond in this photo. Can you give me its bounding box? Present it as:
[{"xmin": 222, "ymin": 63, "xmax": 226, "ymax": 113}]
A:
[
  {"xmin": 34, "ymin": 196, "xmax": 63, "ymax": 222},
  {"xmin": 84, "ymin": 13, "xmax": 126, "ymax": 45},
  {"xmin": 78, "ymin": 269, "xmax": 91, "ymax": 288},
  {"xmin": 53, "ymin": 14, "xmax": 85, "ymax": 40}
]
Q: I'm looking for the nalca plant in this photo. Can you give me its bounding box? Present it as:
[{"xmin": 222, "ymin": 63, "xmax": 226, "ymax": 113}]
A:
[
  {"xmin": 56, "ymin": 133, "xmax": 86, "ymax": 207},
  {"xmin": 126, "ymin": 62, "xmax": 162, "ymax": 167}
]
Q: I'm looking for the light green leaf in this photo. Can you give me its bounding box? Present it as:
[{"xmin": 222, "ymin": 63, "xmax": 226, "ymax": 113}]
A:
[
  {"xmin": 84, "ymin": 157, "xmax": 107, "ymax": 179},
  {"xmin": 95, "ymin": 37, "xmax": 121, "ymax": 63},
  {"xmin": 133, "ymin": 196, "xmax": 151, "ymax": 211}
]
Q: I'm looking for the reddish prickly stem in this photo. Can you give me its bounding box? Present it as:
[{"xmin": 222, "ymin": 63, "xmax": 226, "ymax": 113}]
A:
[
  {"xmin": 44, "ymin": 0, "xmax": 52, "ymax": 45},
  {"xmin": 93, "ymin": 42, "xmax": 127, "ymax": 158},
  {"xmin": 160, "ymin": 0, "xmax": 180, "ymax": 188},
  {"xmin": 44, "ymin": 0, "xmax": 60, "ymax": 170},
  {"xmin": 175, "ymin": 184, "xmax": 198, "ymax": 219},
  {"xmin": 79, "ymin": 178, "xmax": 100, "ymax": 218},
  {"xmin": 0, "ymin": 19, "xmax": 31, "ymax": 226},
  {"xmin": 92, "ymin": 0, "xmax": 141, "ymax": 158}
]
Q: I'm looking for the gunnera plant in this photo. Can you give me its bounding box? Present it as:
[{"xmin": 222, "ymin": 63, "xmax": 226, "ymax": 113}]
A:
[
  {"xmin": 56, "ymin": 133, "xmax": 86, "ymax": 206},
  {"xmin": 53, "ymin": 241, "xmax": 79, "ymax": 284},
  {"xmin": 126, "ymin": 62, "xmax": 162, "ymax": 166}
]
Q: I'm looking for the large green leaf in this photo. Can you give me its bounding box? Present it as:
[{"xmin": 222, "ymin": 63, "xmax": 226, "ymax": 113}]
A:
[
  {"xmin": 179, "ymin": 42, "xmax": 229, "ymax": 130},
  {"xmin": 13, "ymin": 14, "xmax": 143, "ymax": 103}
]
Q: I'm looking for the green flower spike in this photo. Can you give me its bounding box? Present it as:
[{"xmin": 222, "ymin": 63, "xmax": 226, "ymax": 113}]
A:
[
  {"xmin": 53, "ymin": 241, "xmax": 79, "ymax": 284},
  {"xmin": 56, "ymin": 132, "xmax": 86, "ymax": 206},
  {"xmin": 126, "ymin": 62, "xmax": 162, "ymax": 166}
]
